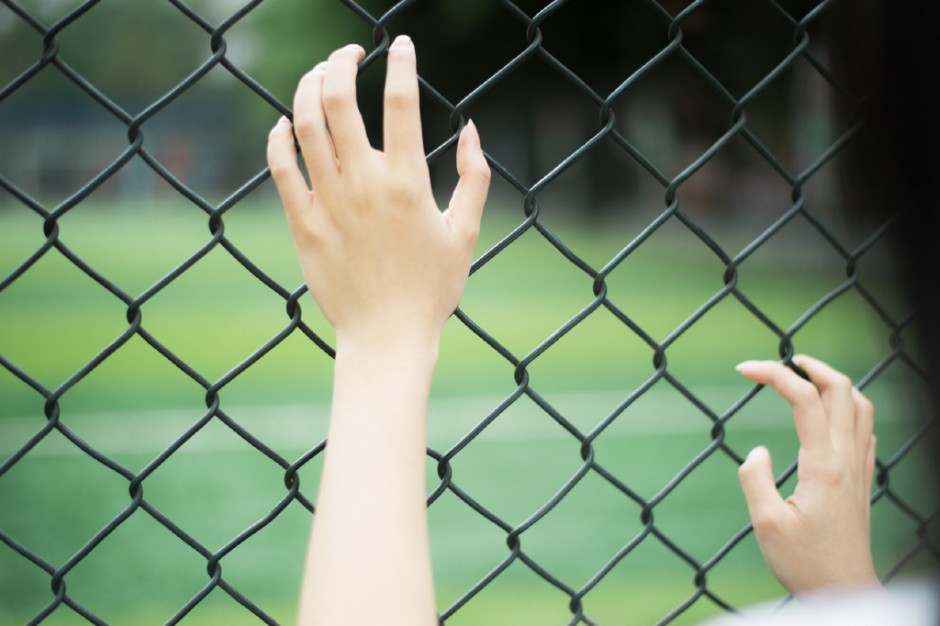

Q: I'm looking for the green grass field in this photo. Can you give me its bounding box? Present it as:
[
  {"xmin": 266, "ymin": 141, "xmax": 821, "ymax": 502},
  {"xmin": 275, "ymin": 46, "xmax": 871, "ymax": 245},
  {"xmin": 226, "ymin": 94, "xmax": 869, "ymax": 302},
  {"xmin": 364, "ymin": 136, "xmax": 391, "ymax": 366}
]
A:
[{"xmin": 1, "ymin": 197, "xmax": 936, "ymax": 625}]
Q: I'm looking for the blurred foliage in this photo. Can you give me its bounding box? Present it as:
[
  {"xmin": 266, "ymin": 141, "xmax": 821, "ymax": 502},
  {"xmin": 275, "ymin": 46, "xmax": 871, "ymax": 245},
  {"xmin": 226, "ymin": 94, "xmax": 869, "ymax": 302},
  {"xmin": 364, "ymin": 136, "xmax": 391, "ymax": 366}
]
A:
[
  {"xmin": 1, "ymin": 1, "xmax": 206, "ymax": 97},
  {"xmin": 0, "ymin": 0, "xmax": 847, "ymax": 213},
  {"xmin": 1, "ymin": 0, "xmax": 833, "ymax": 114},
  {"xmin": 247, "ymin": 0, "xmax": 828, "ymax": 100}
]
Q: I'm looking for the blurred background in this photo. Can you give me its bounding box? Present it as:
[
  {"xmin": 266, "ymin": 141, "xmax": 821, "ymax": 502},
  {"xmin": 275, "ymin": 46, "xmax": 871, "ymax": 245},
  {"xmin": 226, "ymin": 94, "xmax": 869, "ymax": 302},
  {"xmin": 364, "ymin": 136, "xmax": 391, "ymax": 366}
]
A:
[
  {"xmin": 1, "ymin": 1, "xmax": 936, "ymax": 625},
  {"xmin": 2, "ymin": 0, "xmax": 846, "ymax": 217}
]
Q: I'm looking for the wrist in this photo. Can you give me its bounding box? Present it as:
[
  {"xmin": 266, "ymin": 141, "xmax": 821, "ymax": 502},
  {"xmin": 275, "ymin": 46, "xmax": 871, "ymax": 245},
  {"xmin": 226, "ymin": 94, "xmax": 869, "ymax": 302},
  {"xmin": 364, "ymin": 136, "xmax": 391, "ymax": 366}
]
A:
[
  {"xmin": 329, "ymin": 322, "xmax": 440, "ymax": 434},
  {"xmin": 334, "ymin": 323, "xmax": 441, "ymax": 366},
  {"xmin": 336, "ymin": 318, "xmax": 443, "ymax": 362}
]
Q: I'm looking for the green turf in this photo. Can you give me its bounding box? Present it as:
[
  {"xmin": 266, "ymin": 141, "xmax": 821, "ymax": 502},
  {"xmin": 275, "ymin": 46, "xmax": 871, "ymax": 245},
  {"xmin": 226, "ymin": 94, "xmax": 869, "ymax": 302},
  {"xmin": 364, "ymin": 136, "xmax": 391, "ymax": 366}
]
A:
[
  {"xmin": 0, "ymin": 197, "xmax": 902, "ymax": 415},
  {"xmin": 1, "ymin": 198, "xmax": 935, "ymax": 624},
  {"xmin": 0, "ymin": 414, "xmax": 933, "ymax": 625}
]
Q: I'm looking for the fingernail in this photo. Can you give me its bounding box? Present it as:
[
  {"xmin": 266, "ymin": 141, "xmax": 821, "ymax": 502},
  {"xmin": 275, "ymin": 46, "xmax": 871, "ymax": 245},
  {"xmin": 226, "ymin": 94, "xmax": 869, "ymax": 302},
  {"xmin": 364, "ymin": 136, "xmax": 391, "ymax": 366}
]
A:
[
  {"xmin": 391, "ymin": 34, "xmax": 413, "ymax": 49},
  {"xmin": 735, "ymin": 360, "xmax": 760, "ymax": 373},
  {"xmin": 278, "ymin": 115, "xmax": 290, "ymax": 126},
  {"xmin": 313, "ymin": 61, "xmax": 328, "ymax": 73}
]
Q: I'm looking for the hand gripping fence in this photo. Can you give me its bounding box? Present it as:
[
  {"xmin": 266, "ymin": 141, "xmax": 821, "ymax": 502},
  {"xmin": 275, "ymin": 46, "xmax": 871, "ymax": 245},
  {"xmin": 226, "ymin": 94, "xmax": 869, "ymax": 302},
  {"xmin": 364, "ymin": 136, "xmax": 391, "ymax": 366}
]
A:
[{"xmin": 1, "ymin": 1, "xmax": 938, "ymax": 625}]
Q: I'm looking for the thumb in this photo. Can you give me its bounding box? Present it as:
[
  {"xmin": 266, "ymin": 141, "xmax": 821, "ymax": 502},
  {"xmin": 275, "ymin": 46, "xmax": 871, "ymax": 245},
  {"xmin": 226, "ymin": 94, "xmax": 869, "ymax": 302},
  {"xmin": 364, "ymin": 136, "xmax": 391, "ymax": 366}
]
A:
[
  {"xmin": 739, "ymin": 446, "xmax": 786, "ymax": 530},
  {"xmin": 446, "ymin": 120, "xmax": 490, "ymax": 241}
]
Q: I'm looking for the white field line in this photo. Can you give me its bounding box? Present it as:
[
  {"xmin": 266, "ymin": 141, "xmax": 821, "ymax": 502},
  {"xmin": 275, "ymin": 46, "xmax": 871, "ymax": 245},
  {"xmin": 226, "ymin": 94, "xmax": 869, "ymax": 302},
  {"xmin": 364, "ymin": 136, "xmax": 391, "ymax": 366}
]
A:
[{"xmin": 0, "ymin": 388, "xmax": 901, "ymax": 458}]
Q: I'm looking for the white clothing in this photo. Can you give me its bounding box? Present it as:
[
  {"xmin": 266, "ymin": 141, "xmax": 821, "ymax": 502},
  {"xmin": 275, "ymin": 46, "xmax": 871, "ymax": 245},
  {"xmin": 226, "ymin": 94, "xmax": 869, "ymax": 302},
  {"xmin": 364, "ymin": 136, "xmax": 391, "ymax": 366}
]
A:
[{"xmin": 699, "ymin": 581, "xmax": 938, "ymax": 626}]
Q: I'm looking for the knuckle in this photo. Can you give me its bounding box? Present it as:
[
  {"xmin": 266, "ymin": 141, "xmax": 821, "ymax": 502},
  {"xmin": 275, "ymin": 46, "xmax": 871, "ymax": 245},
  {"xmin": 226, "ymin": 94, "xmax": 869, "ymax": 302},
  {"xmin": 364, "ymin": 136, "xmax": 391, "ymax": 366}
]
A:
[
  {"xmin": 268, "ymin": 160, "xmax": 292, "ymax": 180},
  {"xmin": 293, "ymin": 227, "xmax": 322, "ymax": 251},
  {"xmin": 855, "ymin": 391, "xmax": 875, "ymax": 416},
  {"xmin": 341, "ymin": 174, "xmax": 373, "ymax": 208},
  {"xmin": 267, "ymin": 154, "xmax": 294, "ymax": 180},
  {"xmin": 469, "ymin": 156, "xmax": 491, "ymax": 183},
  {"xmin": 268, "ymin": 120, "xmax": 294, "ymax": 147},
  {"xmin": 460, "ymin": 222, "xmax": 480, "ymax": 246},
  {"xmin": 818, "ymin": 456, "xmax": 849, "ymax": 485},
  {"xmin": 475, "ymin": 160, "xmax": 492, "ymax": 182},
  {"xmin": 830, "ymin": 371, "xmax": 853, "ymax": 392},
  {"xmin": 751, "ymin": 509, "xmax": 780, "ymax": 533},
  {"xmin": 385, "ymin": 86, "xmax": 417, "ymax": 111},
  {"xmin": 737, "ymin": 457, "xmax": 761, "ymax": 486},
  {"xmin": 791, "ymin": 381, "xmax": 821, "ymax": 409},
  {"xmin": 345, "ymin": 184, "xmax": 368, "ymax": 208},
  {"xmin": 298, "ymin": 68, "xmax": 322, "ymax": 89},
  {"xmin": 388, "ymin": 180, "xmax": 420, "ymax": 205},
  {"xmin": 293, "ymin": 117, "xmax": 320, "ymax": 141},
  {"xmin": 283, "ymin": 204, "xmax": 313, "ymax": 233},
  {"xmin": 386, "ymin": 164, "xmax": 427, "ymax": 200},
  {"xmin": 321, "ymin": 86, "xmax": 350, "ymax": 110}
]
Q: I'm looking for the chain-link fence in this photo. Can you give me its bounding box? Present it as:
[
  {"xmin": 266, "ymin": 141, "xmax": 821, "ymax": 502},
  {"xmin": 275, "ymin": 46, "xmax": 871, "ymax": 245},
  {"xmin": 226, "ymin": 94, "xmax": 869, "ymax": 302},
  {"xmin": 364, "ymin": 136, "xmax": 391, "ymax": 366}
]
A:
[{"xmin": 1, "ymin": 0, "xmax": 938, "ymax": 624}]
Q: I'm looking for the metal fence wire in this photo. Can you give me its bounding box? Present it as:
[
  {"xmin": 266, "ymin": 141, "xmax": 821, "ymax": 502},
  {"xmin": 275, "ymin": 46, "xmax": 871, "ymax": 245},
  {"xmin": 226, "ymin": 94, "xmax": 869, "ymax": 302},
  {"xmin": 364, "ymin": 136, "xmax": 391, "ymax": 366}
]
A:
[{"xmin": 1, "ymin": 0, "xmax": 938, "ymax": 624}]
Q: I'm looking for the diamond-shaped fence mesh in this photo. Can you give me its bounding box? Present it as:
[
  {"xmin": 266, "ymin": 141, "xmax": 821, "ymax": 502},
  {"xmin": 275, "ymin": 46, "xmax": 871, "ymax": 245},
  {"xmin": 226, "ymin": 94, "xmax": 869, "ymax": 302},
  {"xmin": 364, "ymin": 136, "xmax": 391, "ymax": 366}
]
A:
[{"xmin": 1, "ymin": 0, "xmax": 938, "ymax": 624}]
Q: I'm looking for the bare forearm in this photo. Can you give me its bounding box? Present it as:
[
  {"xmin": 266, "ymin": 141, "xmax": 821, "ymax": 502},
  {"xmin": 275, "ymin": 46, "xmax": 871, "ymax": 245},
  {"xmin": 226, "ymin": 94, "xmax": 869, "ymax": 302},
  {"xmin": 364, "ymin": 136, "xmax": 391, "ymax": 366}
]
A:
[
  {"xmin": 298, "ymin": 335, "xmax": 440, "ymax": 626},
  {"xmin": 270, "ymin": 35, "xmax": 489, "ymax": 626}
]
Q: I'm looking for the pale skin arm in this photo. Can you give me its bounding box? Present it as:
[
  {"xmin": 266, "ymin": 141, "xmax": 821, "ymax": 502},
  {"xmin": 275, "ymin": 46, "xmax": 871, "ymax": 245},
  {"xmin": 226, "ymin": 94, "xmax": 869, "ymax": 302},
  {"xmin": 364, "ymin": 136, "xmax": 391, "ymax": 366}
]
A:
[
  {"xmin": 266, "ymin": 36, "xmax": 490, "ymax": 626},
  {"xmin": 735, "ymin": 354, "xmax": 883, "ymax": 596}
]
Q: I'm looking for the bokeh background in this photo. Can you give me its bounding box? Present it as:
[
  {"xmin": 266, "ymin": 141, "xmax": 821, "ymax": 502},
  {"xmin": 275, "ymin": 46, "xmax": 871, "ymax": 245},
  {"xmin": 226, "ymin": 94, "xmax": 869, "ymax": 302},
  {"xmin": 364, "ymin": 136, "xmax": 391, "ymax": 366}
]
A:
[{"xmin": 1, "ymin": 1, "xmax": 937, "ymax": 624}]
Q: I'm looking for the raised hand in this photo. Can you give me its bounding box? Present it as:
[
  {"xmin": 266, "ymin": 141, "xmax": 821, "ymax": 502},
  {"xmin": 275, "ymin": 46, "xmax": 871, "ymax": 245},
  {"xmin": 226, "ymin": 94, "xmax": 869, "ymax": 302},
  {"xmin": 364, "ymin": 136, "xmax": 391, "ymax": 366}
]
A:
[
  {"xmin": 735, "ymin": 355, "xmax": 881, "ymax": 596},
  {"xmin": 267, "ymin": 36, "xmax": 490, "ymax": 350}
]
